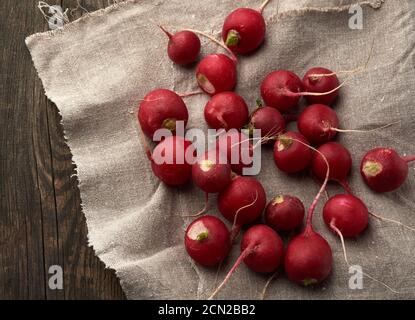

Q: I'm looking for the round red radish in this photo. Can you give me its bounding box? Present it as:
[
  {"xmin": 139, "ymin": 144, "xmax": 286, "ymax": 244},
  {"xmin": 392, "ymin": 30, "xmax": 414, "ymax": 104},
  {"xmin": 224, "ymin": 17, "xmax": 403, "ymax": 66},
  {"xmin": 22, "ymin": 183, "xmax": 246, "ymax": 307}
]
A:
[
  {"xmin": 138, "ymin": 89, "xmax": 189, "ymax": 138},
  {"xmin": 162, "ymin": 29, "xmax": 201, "ymax": 65},
  {"xmin": 323, "ymin": 194, "xmax": 369, "ymax": 238},
  {"xmin": 241, "ymin": 225, "xmax": 284, "ymax": 273},
  {"xmin": 284, "ymin": 227, "xmax": 332, "ymax": 286},
  {"xmin": 249, "ymin": 106, "xmax": 285, "ymax": 141},
  {"xmin": 216, "ymin": 130, "xmax": 253, "ymax": 175},
  {"xmin": 273, "ymin": 131, "xmax": 312, "ymax": 173},
  {"xmin": 302, "ymin": 67, "xmax": 340, "ymax": 105},
  {"xmin": 218, "ymin": 176, "xmax": 266, "ymax": 226},
  {"xmin": 222, "ymin": 8, "xmax": 266, "ymax": 55},
  {"xmin": 360, "ymin": 148, "xmax": 410, "ymax": 193},
  {"xmin": 260, "ymin": 70, "xmax": 303, "ymax": 113},
  {"xmin": 312, "ymin": 142, "xmax": 352, "ymax": 184},
  {"xmin": 185, "ymin": 215, "xmax": 231, "ymax": 267},
  {"xmin": 265, "ymin": 195, "xmax": 305, "ymax": 232},
  {"xmin": 196, "ymin": 54, "xmax": 237, "ymax": 95},
  {"xmin": 151, "ymin": 135, "xmax": 194, "ymax": 186},
  {"xmin": 204, "ymin": 92, "xmax": 249, "ymax": 130},
  {"xmin": 297, "ymin": 104, "xmax": 339, "ymax": 145},
  {"xmin": 192, "ymin": 150, "xmax": 232, "ymax": 193}
]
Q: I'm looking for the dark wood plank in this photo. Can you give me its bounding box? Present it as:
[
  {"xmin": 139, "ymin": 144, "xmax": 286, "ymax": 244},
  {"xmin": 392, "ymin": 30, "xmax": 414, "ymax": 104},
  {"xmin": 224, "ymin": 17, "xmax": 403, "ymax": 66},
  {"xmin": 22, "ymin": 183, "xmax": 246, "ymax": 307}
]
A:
[{"xmin": 0, "ymin": 0, "xmax": 126, "ymax": 299}]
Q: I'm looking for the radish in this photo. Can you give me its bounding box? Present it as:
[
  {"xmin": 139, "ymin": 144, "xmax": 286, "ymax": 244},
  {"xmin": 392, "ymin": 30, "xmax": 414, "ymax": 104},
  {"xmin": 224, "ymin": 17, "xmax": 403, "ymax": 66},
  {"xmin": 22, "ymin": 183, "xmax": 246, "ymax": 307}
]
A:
[
  {"xmin": 260, "ymin": 70, "xmax": 304, "ymax": 113},
  {"xmin": 209, "ymin": 224, "xmax": 284, "ymax": 299},
  {"xmin": 204, "ymin": 92, "xmax": 249, "ymax": 130},
  {"xmin": 284, "ymin": 142, "xmax": 333, "ymax": 286},
  {"xmin": 150, "ymin": 135, "xmax": 194, "ymax": 187},
  {"xmin": 273, "ymin": 131, "xmax": 312, "ymax": 173},
  {"xmin": 138, "ymin": 89, "xmax": 189, "ymax": 138},
  {"xmin": 265, "ymin": 195, "xmax": 305, "ymax": 232},
  {"xmin": 192, "ymin": 149, "xmax": 232, "ymax": 194},
  {"xmin": 297, "ymin": 104, "xmax": 396, "ymax": 145},
  {"xmin": 302, "ymin": 67, "xmax": 340, "ymax": 105},
  {"xmin": 222, "ymin": 0, "xmax": 271, "ymax": 55},
  {"xmin": 196, "ymin": 54, "xmax": 237, "ymax": 95},
  {"xmin": 185, "ymin": 215, "xmax": 231, "ymax": 267},
  {"xmin": 218, "ymin": 176, "xmax": 266, "ymax": 237},
  {"xmin": 311, "ymin": 142, "xmax": 353, "ymax": 193},
  {"xmin": 216, "ymin": 130, "xmax": 253, "ymax": 175},
  {"xmin": 361, "ymin": 147, "xmax": 415, "ymax": 193},
  {"xmin": 297, "ymin": 104, "xmax": 339, "ymax": 145},
  {"xmin": 248, "ymin": 105, "xmax": 285, "ymax": 142},
  {"xmin": 323, "ymin": 194, "xmax": 399, "ymax": 293},
  {"xmin": 159, "ymin": 26, "xmax": 201, "ymax": 65},
  {"xmin": 261, "ymin": 70, "xmax": 345, "ymax": 113},
  {"xmin": 323, "ymin": 194, "xmax": 368, "ymax": 238}
]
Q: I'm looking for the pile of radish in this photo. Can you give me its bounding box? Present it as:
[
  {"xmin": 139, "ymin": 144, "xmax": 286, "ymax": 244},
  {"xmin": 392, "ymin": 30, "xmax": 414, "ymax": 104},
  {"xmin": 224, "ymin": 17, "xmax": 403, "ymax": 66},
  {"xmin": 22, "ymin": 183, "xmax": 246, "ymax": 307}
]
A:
[{"xmin": 136, "ymin": 0, "xmax": 415, "ymax": 299}]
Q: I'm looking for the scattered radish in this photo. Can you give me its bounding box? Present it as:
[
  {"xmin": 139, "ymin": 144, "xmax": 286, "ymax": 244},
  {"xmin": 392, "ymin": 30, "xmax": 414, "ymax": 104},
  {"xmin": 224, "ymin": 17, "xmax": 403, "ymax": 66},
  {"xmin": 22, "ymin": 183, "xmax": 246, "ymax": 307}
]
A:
[
  {"xmin": 361, "ymin": 147, "xmax": 415, "ymax": 193},
  {"xmin": 185, "ymin": 215, "xmax": 231, "ymax": 267},
  {"xmin": 273, "ymin": 131, "xmax": 312, "ymax": 173},
  {"xmin": 159, "ymin": 26, "xmax": 201, "ymax": 65},
  {"xmin": 311, "ymin": 142, "xmax": 353, "ymax": 193},
  {"xmin": 323, "ymin": 194, "xmax": 399, "ymax": 293},
  {"xmin": 196, "ymin": 54, "xmax": 237, "ymax": 95},
  {"xmin": 260, "ymin": 70, "xmax": 304, "ymax": 113},
  {"xmin": 222, "ymin": 6, "xmax": 266, "ymax": 55},
  {"xmin": 248, "ymin": 105, "xmax": 285, "ymax": 142},
  {"xmin": 218, "ymin": 176, "xmax": 266, "ymax": 232},
  {"xmin": 265, "ymin": 195, "xmax": 305, "ymax": 232},
  {"xmin": 302, "ymin": 67, "xmax": 340, "ymax": 105},
  {"xmin": 209, "ymin": 224, "xmax": 284, "ymax": 299},
  {"xmin": 284, "ymin": 141, "xmax": 333, "ymax": 286},
  {"xmin": 204, "ymin": 92, "xmax": 249, "ymax": 130},
  {"xmin": 323, "ymin": 194, "xmax": 369, "ymax": 238},
  {"xmin": 216, "ymin": 130, "xmax": 253, "ymax": 175},
  {"xmin": 192, "ymin": 149, "xmax": 232, "ymax": 193},
  {"xmin": 297, "ymin": 104, "xmax": 339, "ymax": 145},
  {"xmin": 151, "ymin": 135, "xmax": 194, "ymax": 187},
  {"xmin": 138, "ymin": 89, "xmax": 189, "ymax": 138}
]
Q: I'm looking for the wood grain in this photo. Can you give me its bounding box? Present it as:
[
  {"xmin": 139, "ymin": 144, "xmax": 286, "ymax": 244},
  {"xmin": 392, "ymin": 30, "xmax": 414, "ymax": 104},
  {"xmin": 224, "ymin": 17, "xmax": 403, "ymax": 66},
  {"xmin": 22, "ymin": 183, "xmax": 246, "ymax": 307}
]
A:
[{"xmin": 0, "ymin": 0, "xmax": 126, "ymax": 300}]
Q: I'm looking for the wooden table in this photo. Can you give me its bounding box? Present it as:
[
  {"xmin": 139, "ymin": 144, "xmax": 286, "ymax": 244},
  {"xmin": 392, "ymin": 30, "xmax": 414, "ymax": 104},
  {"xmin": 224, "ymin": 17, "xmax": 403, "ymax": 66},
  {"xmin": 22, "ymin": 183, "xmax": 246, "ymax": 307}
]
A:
[{"xmin": 0, "ymin": 0, "xmax": 126, "ymax": 299}]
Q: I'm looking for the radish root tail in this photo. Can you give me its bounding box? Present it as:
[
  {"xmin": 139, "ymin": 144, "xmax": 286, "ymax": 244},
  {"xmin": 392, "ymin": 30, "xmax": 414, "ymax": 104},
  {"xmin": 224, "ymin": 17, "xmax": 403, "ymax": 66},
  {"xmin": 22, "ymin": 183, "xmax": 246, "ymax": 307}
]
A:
[
  {"xmin": 331, "ymin": 121, "xmax": 400, "ymax": 134},
  {"xmin": 330, "ymin": 221, "xmax": 400, "ymax": 294},
  {"xmin": 369, "ymin": 211, "xmax": 415, "ymax": 233},
  {"xmin": 261, "ymin": 271, "xmax": 278, "ymax": 300},
  {"xmin": 180, "ymin": 193, "xmax": 209, "ymax": 218}
]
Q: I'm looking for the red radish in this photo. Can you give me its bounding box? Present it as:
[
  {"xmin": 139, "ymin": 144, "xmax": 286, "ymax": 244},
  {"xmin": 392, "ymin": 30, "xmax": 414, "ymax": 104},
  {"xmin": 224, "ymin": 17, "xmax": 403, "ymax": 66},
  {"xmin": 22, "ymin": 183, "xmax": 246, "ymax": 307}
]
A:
[
  {"xmin": 196, "ymin": 54, "xmax": 237, "ymax": 95},
  {"xmin": 216, "ymin": 130, "xmax": 253, "ymax": 175},
  {"xmin": 185, "ymin": 215, "xmax": 231, "ymax": 267},
  {"xmin": 192, "ymin": 149, "xmax": 232, "ymax": 194},
  {"xmin": 311, "ymin": 142, "xmax": 353, "ymax": 193},
  {"xmin": 218, "ymin": 176, "xmax": 266, "ymax": 227},
  {"xmin": 159, "ymin": 26, "xmax": 201, "ymax": 65},
  {"xmin": 323, "ymin": 194, "xmax": 369, "ymax": 237},
  {"xmin": 204, "ymin": 92, "xmax": 249, "ymax": 130},
  {"xmin": 260, "ymin": 70, "xmax": 304, "ymax": 113},
  {"xmin": 248, "ymin": 105, "xmax": 285, "ymax": 142},
  {"xmin": 138, "ymin": 89, "xmax": 188, "ymax": 138},
  {"xmin": 265, "ymin": 195, "xmax": 305, "ymax": 232},
  {"xmin": 151, "ymin": 135, "xmax": 194, "ymax": 187},
  {"xmin": 323, "ymin": 195, "xmax": 399, "ymax": 293},
  {"xmin": 297, "ymin": 104, "xmax": 339, "ymax": 145},
  {"xmin": 222, "ymin": 8, "xmax": 266, "ymax": 55},
  {"xmin": 273, "ymin": 131, "xmax": 312, "ymax": 173},
  {"xmin": 302, "ymin": 67, "xmax": 340, "ymax": 105},
  {"xmin": 361, "ymin": 148, "xmax": 415, "ymax": 193},
  {"xmin": 284, "ymin": 142, "xmax": 333, "ymax": 286},
  {"xmin": 209, "ymin": 224, "xmax": 284, "ymax": 299}
]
